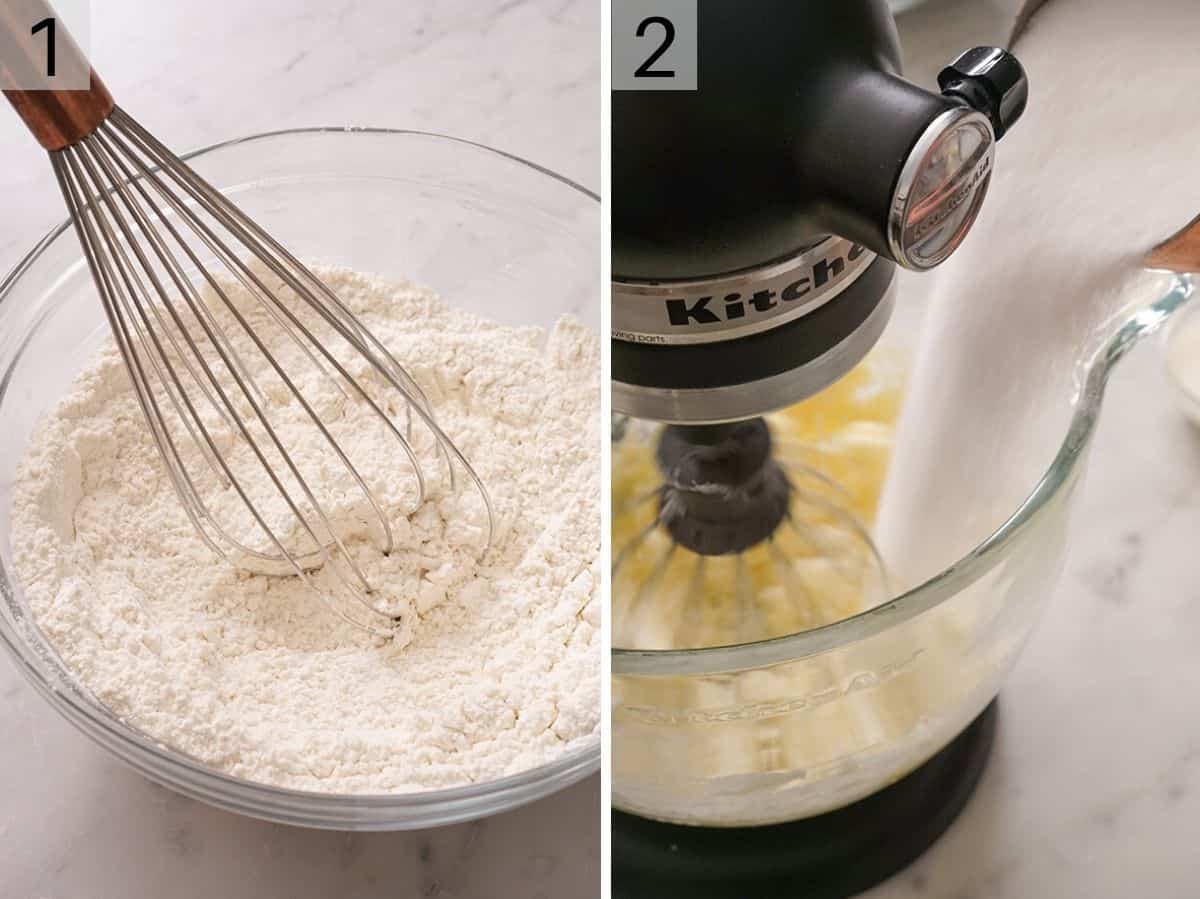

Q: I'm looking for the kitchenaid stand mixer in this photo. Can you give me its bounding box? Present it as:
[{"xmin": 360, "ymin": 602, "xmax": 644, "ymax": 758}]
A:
[{"xmin": 612, "ymin": 1, "xmax": 1028, "ymax": 895}]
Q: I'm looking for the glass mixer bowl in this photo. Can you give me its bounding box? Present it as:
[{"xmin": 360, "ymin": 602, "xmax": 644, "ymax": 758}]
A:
[
  {"xmin": 612, "ymin": 269, "xmax": 1194, "ymax": 827},
  {"xmin": 0, "ymin": 128, "xmax": 599, "ymax": 829}
]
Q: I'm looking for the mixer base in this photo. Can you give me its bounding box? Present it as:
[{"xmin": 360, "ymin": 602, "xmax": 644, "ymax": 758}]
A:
[{"xmin": 612, "ymin": 699, "xmax": 998, "ymax": 899}]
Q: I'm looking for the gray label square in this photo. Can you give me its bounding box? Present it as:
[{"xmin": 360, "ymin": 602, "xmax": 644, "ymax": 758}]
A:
[
  {"xmin": 612, "ymin": 0, "xmax": 697, "ymax": 91},
  {"xmin": 0, "ymin": 0, "xmax": 91, "ymax": 91}
]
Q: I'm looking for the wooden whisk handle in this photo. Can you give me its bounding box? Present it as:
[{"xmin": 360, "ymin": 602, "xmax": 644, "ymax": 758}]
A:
[
  {"xmin": 3, "ymin": 75, "xmax": 114, "ymax": 150},
  {"xmin": 1, "ymin": 1, "xmax": 113, "ymax": 150}
]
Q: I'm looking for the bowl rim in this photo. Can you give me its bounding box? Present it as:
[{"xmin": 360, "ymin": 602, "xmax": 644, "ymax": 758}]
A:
[
  {"xmin": 0, "ymin": 126, "xmax": 599, "ymax": 818},
  {"xmin": 614, "ymin": 273, "xmax": 1196, "ymax": 677}
]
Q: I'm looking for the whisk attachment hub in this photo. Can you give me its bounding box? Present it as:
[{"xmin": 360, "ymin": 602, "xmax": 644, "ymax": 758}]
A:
[{"xmin": 656, "ymin": 419, "xmax": 790, "ymax": 556}]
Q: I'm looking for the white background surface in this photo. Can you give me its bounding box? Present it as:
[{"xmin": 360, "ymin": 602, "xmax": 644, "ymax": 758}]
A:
[{"xmin": 0, "ymin": 2, "xmax": 598, "ymax": 898}]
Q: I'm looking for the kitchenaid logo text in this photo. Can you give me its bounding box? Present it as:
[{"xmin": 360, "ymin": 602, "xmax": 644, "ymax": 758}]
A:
[
  {"xmin": 909, "ymin": 154, "xmax": 992, "ymax": 243},
  {"xmin": 611, "ymin": 236, "xmax": 875, "ymax": 346},
  {"xmin": 664, "ymin": 243, "xmax": 867, "ymax": 327}
]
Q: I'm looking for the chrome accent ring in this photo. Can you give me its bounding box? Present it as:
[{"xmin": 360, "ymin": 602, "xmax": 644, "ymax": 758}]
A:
[{"xmin": 888, "ymin": 106, "xmax": 995, "ymax": 272}]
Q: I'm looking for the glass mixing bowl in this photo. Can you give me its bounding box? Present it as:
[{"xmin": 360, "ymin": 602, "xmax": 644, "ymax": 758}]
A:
[
  {"xmin": 612, "ymin": 270, "xmax": 1194, "ymax": 826},
  {"xmin": 0, "ymin": 128, "xmax": 599, "ymax": 830}
]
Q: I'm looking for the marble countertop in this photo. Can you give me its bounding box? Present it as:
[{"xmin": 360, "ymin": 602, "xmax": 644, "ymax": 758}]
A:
[{"xmin": 0, "ymin": 2, "xmax": 598, "ymax": 898}]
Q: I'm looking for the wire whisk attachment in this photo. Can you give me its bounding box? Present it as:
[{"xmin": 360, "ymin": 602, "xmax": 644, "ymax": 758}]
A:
[{"xmin": 612, "ymin": 416, "xmax": 888, "ymax": 651}]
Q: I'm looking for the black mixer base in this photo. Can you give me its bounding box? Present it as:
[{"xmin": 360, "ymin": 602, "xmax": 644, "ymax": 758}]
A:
[{"xmin": 613, "ymin": 700, "xmax": 998, "ymax": 899}]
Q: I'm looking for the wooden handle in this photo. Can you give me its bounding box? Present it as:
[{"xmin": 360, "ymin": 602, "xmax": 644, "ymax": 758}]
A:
[
  {"xmin": 1145, "ymin": 214, "xmax": 1200, "ymax": 274},
  {"xmin": 3, "ymin": 74, "xmax": 114, "ymax": 150},
  {"xmin": 0, "ymin": 0, "xmax": 113, "ymax": 150}
]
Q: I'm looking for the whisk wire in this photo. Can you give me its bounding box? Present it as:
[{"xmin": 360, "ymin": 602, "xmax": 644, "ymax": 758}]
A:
[
  {"xmin": 60, "ymin": 148, "xmax": 403, "ymax": 635},
  {"xmin": 60, "ymin": 145, "xmax": 365, "ymax": 595},
  {"xmin": 99, "ymin": 111, "xmax": 496, "ymax": 540},
  {"xmin": 92, "ymin": 120, "xmax": 427, "ymax": 549},
  {"xmin": 64, "ymin": 149, "xmax": 236, "ymax": 489},
  {"xmin": 81, "ymin": 127, "xmax": 396, "ymax": 591},
  {"xmin": 107, "ymin": 111, "xmax": 464, "ymax": 484},
  {"xmin": 118, "ymin": 110, "xmax": 499, "ymax": 525},
  {"xmin": 53, "ymin": 150, "xmax": 254, "ymax": 570},
  {"xmin": 613, "ymin": 418, "xmax": 891, "ymax": 650},
  {"xmin": 94, "ymin": 125, "xmax": 353, "ymax": 405},
  {"xmin": 114, "ymin": 108, "xmax": 434, "ymax": 410}
]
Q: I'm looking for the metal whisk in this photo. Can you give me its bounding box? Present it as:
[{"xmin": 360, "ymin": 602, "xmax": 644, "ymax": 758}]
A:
[
  {"xmin": 612, "ymin": 415, "xmax": 888, "ymax": 651},
  {"xmin": 3, "ymin": 20, "xmax": 492, "ymax": 636}
]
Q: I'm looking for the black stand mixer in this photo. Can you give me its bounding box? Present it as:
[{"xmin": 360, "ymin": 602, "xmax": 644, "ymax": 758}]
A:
[{"xmin": 612, "ymin": 1, "xmax": 1027, "ymax": 895}]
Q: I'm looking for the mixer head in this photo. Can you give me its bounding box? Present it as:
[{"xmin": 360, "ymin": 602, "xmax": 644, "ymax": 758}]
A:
[
  {"xmin": 611, "ymin": 4, "xmax": 1027, "ymax": 649},
  {"xmin": 611, "ymin": 0, "xmax": 1028, "ymax": 424}
]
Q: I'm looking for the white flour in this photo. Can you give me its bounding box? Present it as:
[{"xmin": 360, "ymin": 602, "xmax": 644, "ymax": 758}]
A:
[
  {"xmin": 12, "ymin": 265, "xmax": 599, "ymax": 793},
  {"xmin": 876, "ymin": 0, "xmax": 1200, "ymax": 588}
]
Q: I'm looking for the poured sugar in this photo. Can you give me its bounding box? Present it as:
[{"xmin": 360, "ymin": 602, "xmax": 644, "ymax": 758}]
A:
[
  {"xmin": 876, "ymin": 0, "xmax": 1200, "ymax": 587},
  {"xmin": 12, "ymin": 266, "xmax": 599, "ymax": 792}
]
